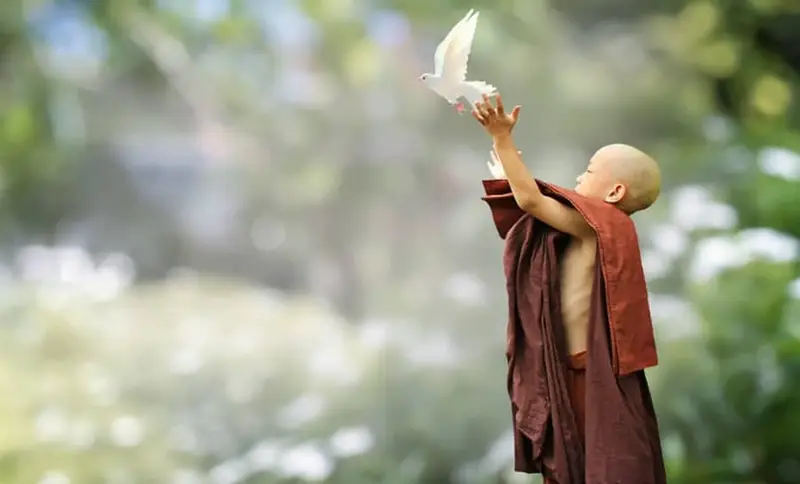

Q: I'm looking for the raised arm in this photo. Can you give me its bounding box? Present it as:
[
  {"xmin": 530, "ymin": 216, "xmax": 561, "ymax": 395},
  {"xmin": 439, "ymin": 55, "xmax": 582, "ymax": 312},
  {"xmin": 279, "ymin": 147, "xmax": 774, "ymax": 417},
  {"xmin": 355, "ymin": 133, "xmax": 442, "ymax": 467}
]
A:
[
  {"xmin": 473, "ymin": 95, "xmax": 593, "ymax": 239},
  {"xmin": 492, "ymin": 134, "xmax": 593, "ymax": 239}
]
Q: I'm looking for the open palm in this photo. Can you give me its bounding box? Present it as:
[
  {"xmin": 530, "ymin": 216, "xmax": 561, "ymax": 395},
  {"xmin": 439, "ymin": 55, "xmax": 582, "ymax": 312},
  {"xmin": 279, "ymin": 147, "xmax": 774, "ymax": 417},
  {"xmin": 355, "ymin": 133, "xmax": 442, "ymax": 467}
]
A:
[{"xmin": 472, "ymin": 94, "xmax": 521, "ymax": 137}]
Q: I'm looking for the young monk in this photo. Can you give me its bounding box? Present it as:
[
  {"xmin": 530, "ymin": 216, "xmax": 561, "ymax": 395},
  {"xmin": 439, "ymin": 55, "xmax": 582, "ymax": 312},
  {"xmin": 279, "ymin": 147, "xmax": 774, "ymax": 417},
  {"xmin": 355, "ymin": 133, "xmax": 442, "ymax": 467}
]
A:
[{"xmin": 472, "ymin": 94, "xmax": 667, "ymax": 484}]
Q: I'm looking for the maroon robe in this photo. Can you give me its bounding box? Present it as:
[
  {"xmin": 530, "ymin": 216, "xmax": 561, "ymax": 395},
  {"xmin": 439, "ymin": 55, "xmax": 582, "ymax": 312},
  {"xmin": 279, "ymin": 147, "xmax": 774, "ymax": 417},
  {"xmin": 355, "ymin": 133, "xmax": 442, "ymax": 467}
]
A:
[{"xmin": 481, "ymin": 179, "xmax": 666, "ymax": 484}]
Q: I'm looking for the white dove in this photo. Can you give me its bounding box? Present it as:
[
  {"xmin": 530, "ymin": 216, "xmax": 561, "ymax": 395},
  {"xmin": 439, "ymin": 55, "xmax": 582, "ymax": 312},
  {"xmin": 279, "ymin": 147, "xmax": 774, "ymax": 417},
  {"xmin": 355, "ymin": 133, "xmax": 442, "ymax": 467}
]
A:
[{"xmin": 419, "ymin": 9, "xmax": 497, "ymax": 115}]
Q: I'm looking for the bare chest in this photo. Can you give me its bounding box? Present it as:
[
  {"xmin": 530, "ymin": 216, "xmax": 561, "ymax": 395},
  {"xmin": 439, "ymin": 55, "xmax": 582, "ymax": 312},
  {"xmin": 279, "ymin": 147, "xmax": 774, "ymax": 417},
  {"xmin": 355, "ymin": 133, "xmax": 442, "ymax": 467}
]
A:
[{"xmin": 559, "ymin": 238, "xmax": 597, "ymax": 353}]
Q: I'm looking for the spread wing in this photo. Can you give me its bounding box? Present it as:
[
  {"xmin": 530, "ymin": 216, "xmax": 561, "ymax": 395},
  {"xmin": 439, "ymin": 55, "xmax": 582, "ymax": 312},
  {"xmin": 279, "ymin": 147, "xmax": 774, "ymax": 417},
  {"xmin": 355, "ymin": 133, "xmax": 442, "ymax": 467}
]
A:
[
  {"xmin": 439, "ymin": 10, "xmax": 479, "ymax": 83},
  {"xmin": 433, "ymin": 9, "xmax": 476, "ymax": 76}
]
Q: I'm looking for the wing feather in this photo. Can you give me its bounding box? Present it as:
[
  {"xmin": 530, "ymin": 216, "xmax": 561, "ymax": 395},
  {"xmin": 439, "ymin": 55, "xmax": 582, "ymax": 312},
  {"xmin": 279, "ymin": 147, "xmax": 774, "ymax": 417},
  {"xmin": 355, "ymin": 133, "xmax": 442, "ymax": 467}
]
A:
[
  {"xmin": 440, "ymin": 11, "xmax": 479, "ymax": 82},
  {"xmin": 433, "ymin": 9, "xmax": 475, "ymax": 76}
]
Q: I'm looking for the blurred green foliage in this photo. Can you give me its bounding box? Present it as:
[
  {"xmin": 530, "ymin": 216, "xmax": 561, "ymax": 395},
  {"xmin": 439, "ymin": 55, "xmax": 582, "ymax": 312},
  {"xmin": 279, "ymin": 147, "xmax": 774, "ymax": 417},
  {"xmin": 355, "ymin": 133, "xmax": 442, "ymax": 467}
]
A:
[{"xmin": 0, "ymin": 0, "xmax": 799, "ymax": 483}]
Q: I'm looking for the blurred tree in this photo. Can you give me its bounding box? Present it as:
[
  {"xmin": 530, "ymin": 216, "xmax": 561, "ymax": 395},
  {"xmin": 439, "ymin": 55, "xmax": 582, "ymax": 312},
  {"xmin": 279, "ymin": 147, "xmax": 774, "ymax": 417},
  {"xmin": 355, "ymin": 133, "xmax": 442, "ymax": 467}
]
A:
[{"xmin": 1, "ymin": 0, "xmax": 799, "ymax": 482}]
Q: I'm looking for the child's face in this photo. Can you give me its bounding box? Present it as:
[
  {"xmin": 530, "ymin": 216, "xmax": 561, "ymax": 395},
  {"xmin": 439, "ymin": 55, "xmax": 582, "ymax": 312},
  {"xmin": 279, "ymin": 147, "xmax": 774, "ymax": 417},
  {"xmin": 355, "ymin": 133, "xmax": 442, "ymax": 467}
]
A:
[{"xmin": 574, "ymin": 153, "xmax": 627, "ymax": 205}]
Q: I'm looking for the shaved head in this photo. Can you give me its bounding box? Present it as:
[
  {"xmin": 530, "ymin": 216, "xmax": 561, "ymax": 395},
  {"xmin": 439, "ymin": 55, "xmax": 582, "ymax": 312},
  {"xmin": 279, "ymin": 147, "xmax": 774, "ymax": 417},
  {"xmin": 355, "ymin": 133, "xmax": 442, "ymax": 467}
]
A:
[
  {"xmin": 595, "ymin": 144, "xmax": 661, "ymax": 213},
  {"xmin": 575, "ymin": 143, "xmax": 661, "ymax": 214}
]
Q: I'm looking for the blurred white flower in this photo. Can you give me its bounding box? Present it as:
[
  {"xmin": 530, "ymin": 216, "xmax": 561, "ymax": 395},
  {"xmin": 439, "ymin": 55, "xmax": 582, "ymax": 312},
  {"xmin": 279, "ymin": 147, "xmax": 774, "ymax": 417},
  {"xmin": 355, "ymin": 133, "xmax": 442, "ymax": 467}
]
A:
[
  {"xmin": 329, "ymin": 426, "xmax": 374, "ymax": 457},
  {"xmin": 38, "ymin": 472, "xmax": 70, "ymax": 484},
  {"xmin": 110, "ymin": 415, "xmax": 144, "ymax": 447}
]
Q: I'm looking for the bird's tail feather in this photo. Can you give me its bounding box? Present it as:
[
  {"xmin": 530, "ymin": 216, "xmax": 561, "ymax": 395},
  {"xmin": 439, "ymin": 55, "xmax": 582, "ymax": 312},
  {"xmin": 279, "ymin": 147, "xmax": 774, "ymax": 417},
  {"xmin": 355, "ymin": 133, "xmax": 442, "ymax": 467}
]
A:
[
  {"xmin": 460, "ymin": 81, "xmax": 498, "ymax": 105},
  {"xmin": 463, "ymin": 81, "xmax": 496, "ymax": 94}
]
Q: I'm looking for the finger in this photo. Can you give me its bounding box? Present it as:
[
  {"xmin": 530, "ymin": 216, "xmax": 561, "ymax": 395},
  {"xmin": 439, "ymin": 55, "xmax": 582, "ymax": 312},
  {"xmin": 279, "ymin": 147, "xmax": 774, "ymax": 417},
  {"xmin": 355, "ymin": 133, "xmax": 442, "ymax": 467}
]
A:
[
  {"xmin": 475, "ymin": 102, "xmax": 490, "ymax": 119},
  {"xmin": 481, "ymin": 95, "xmax": 495, "ymax": 116},
  {"xmin": 472, "ymin": 109, "xmax": 487, "ymax": 125},
  {"xmin": 511, "ymin": 105, "xmax": 521, "ymax": 122},
  {"xmin": 496, "ymin": 95, "xmax": 505, "ymax": 116}
]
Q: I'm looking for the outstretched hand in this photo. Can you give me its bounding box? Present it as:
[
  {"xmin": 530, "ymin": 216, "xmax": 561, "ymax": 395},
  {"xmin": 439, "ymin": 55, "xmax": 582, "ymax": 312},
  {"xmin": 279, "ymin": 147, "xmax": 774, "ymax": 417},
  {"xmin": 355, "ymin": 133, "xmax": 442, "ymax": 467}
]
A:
[
  {"xmin": 487, "ymin": 148, "xmax": 521, "ymax": 179},
  {"xmin": 473, "ymin": 94, "xmax": 521, "ymax": 138}
]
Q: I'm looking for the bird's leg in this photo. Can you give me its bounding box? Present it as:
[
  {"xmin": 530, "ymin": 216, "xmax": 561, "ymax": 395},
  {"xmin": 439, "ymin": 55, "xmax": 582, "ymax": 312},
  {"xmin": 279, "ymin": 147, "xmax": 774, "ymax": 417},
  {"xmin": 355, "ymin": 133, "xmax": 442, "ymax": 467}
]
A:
[{"xmin": 454, "ymin": 101, "xmax": 465, "ymax": 115}]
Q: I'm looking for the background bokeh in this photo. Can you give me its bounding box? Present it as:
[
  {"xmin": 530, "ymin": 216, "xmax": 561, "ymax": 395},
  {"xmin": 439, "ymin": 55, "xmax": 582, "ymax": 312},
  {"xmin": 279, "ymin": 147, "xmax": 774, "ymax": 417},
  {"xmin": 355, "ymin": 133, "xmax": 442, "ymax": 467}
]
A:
[{"xmin": 2, "ymin": 0, "xmax": 800, "ymax": 482}]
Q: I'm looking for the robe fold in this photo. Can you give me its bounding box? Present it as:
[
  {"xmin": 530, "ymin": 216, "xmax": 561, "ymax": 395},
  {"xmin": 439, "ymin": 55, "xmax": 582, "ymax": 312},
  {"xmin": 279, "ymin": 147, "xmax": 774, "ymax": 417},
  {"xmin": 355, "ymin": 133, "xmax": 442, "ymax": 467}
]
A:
[{"xmin": 481, "ymin": 179, "xmax": 666, "ymax": 484}]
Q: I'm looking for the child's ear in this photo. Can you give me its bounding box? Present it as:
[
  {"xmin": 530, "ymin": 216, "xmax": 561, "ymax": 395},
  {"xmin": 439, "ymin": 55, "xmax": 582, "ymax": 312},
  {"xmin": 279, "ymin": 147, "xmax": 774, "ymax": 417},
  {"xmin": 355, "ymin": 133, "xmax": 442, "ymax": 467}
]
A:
[{"xmin": 604, "ymin": 183, "xmax": 626, "ymax": 204}]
